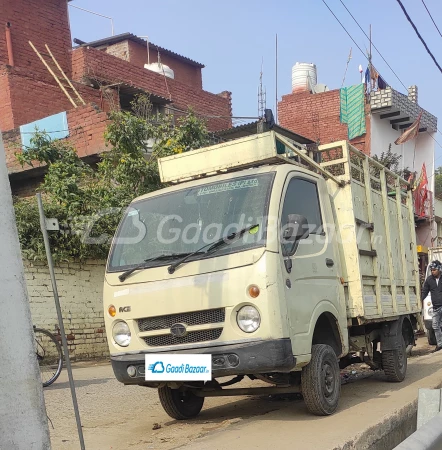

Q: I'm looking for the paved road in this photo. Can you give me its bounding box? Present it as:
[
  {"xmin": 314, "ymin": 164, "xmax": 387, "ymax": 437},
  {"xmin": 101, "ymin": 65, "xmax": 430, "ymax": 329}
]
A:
[{"xmin": 44, "ymin": 336, "xmax": 442, "ymax": 450}]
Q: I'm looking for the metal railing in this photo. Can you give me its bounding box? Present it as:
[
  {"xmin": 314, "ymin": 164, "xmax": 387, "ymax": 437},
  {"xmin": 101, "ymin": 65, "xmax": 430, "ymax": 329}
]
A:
[
  {"xmin": 393, "ymin": 412, "xmax": 442, "ymax": 449},
  {"xmin": 393, "ymin": 388, "xmax": 442, "ymax": 449}
]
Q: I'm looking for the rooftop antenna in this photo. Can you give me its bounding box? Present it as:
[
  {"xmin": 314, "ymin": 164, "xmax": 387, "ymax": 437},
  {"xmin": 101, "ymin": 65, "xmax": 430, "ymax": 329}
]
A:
[
  {"xmin": 369, "ymin": 24, "xmax": 372, "ymax": 68},
  {"xmin": 341, "ymin": 47, "xmax": 352, "ymax": 87},
  {"xmin": 68, "ymin": 4, "xmax": 114, "ymax": 36},
  {"xmin": 275, "ymin": 33, "xmax": 278, "ymax": 124},
  {"xmin": 258, "ymin": 58, "xmax": 266, "ymax": 119}
]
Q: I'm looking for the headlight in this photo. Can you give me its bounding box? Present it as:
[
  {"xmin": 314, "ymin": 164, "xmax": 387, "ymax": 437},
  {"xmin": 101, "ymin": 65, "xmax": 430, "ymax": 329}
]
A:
[
  {"xmin": 112, "ymin": 321, "xmax": 131, "ymax": 347},
  {"xmin": 237, "ymin": 306, "xmax": 260, "ymax": 333}
]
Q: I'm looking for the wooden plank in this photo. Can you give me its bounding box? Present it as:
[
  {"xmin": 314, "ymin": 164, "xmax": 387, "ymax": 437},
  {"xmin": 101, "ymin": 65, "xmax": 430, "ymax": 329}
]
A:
[
  {"xmin": 406, "ymin": 182, "xmax": 422, "ymax": 315},
  {"xmin": 320, "ymin": 158, "xmax": 347, "ymax": 167},
  {"xmin": 277, "ymin": 135, "xmax": 344, "ymax": 186},
  {"xmin": 355, "ymin": 218, "xmax": 374, "ymax": 230},
  {"xmin": 45, "ymin": 44, "xmax": 86, "ymax": 106},
  {"xmin": 28, "ymin": 41, "xmax": 77, "ymax": 108},
  {"xmin": 379, "ymin": 168, "xmax": 398, "ymax": 315},
  {"xmin": 342, "ymin": 141, "xmax": 350, "ymax": 178},
  {"xmin": 346, "ymin": 142, "xmax": 411, "ymax": 187},
  {"xmin": 363, "ymin": 156, "xmax": 383, "ymax": 316},
  {"xmin": 395, "ymin": 179, "xmax": 411, "ymax": 311}
]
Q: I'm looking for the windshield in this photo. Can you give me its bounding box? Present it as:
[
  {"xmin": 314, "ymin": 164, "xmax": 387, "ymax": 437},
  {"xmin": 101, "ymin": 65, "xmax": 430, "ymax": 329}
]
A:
[{"xmin": 108, "ymin": 173, "xmax": 275, "ymax": 272}]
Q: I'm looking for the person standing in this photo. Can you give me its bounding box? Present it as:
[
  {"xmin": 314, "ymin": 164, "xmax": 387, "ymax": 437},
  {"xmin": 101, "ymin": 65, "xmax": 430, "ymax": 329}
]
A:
[{"xmin": 422, "ymin": 260, "xmax": 442, "ymax": 353}]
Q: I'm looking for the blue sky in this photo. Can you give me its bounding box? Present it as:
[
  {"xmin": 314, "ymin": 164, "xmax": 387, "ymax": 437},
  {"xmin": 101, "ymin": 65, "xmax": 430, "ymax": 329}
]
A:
[{"xmin": 68, "ymin": 0, "xmax": 442, "ymax": 163}]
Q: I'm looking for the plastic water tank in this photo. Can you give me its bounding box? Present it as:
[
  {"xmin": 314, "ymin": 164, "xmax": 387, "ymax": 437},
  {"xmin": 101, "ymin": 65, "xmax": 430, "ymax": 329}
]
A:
[
  {"xmin": 144, "ymin": 62, "xmax": 175, "ymax": 79},
  {"xmin": 292, "ymin": 62, "xmax": 317, "ymax": 93}
]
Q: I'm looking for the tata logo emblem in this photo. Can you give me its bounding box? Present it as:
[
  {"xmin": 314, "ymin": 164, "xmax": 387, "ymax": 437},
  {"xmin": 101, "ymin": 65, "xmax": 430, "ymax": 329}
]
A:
[
  {"xmin": 170, "ymin": 323, "xmax": 187, "ymax": 337},
  {"xmin": 119, "ymin": 306, "xmax": 131, "ymax": 313}
]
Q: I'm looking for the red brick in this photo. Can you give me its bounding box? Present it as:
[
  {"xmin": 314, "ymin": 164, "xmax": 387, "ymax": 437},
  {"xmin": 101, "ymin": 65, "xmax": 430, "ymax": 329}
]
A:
[
  {"xmin": 1, "ymin": 0, "xmax": 232, "ymax": 186},
  {"xmin": 278, "ymin": 89, "xmax": 369, "ymax": 154}
]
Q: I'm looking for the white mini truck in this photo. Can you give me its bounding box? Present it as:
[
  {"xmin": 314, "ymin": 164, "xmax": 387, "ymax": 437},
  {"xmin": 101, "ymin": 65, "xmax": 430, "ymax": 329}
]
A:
[{"xmin": 103, "ymin": 131, "xmax": 422, "ymax": 418}]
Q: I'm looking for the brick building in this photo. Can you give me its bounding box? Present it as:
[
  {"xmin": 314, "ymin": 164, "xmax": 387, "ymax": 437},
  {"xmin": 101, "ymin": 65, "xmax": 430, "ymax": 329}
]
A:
[
  {"xmin": 0, "ymin": 0, "xmax": 232, "ymax": 196},
  {"xmin": 278, "ymin": 62, "xmax": 439, "ymax": 272}
]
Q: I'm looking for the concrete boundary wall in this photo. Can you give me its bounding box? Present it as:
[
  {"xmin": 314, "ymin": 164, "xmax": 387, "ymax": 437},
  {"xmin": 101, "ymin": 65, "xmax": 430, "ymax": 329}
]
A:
[{"xmin": 25, "ymin": 259, "xmax": 108, "ymax": 360}]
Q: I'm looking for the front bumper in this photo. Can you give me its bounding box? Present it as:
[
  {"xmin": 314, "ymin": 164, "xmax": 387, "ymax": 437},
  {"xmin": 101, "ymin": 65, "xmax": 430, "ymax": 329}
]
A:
[{"xmin": 111, "ymin": 338, "xmax": 295, "ymax": 385}]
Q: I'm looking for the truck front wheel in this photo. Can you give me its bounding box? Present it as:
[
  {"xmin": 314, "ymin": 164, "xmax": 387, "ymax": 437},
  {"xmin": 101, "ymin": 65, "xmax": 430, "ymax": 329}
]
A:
[
  {"xmin": 301, "ymin": 344, "xmax": 341, "ymax": 416},
  {"xmin": 158, "ymin": 386, "xmax": 204, "ymax": 420},
  {"xmin": 382, "ymin": 333, "xmax": 407, "ymax": 382}
]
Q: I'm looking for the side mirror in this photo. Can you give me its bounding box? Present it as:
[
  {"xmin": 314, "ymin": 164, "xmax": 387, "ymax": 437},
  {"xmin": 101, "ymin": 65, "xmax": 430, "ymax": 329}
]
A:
[
  {"xmin": 282, "ymin": 214, "xmax": 309, "ymax": 241},
  {"xmin": 282, "ymin": 214, "xmax": 309, "ymax": 273}
]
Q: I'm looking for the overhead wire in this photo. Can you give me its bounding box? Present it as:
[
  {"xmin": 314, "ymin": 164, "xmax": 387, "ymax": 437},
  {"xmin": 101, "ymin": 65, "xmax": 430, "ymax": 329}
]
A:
[
  {"xmin": 421, "ymin": 0, "xmax": 442, "ymax": 40},
  {"xmin": 338, "ymin": 0, "xmax": 406, "ymax": 91},
  {"xmin": 395, "ymin": 0, "xmax": 442, "ymax": 74},
  {"xmin": 338, "ymin": 0, "xmax": 442, "ymax": 148},
  {"xmin": 321, "ymin": 0, "xmax": 370, "ymax": 64},
  {"xmin": 323, "ymin": 0, "xmax": 442, "ymax": 172}
]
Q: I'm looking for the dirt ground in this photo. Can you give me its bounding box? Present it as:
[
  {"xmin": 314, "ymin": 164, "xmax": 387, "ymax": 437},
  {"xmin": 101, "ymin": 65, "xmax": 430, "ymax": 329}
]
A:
[{"xmin": 43, "ymin": 336, "xmax": 442, "ymax": 450}]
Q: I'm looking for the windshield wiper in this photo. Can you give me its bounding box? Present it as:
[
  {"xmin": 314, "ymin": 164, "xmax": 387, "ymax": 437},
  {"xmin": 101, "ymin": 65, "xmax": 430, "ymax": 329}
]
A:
[
  {"xmin": 167, "ymin": 224, "xmax": 259, "ymax": 274},
  {"xmin": 118, "ymin": 253, "xmax": 189, "ymax": 282}
]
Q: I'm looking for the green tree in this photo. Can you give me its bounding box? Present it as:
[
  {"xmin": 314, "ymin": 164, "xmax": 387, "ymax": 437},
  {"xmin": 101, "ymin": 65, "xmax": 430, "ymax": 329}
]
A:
[
  {"xmin": 435, "ymin": 166, "xmax": 442, "ymax": 197},
  {"xmin": 371, "ymin": 144, "xmax": 410, "ymax": 179},
  {"xmin": 14, "ymin": 95, "xmax": 209, "ymax": 261}
]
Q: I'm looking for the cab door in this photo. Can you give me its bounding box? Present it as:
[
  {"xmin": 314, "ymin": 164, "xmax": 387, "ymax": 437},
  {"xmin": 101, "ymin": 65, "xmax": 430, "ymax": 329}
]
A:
[{"xmin": 279, "ymin": 173, "xmax": 343, "ymax": 356}]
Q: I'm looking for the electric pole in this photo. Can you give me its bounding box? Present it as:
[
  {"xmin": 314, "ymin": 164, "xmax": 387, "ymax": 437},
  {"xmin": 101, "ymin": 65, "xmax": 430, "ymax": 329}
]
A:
[{"xmin": 0, "ymin": 131, "xmax": 51, "ymax": 449}]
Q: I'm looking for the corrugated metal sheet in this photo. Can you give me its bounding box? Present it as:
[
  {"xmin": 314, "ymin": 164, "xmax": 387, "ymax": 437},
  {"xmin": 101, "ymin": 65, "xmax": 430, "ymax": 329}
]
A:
[{"xmin": 77, "ymin": 33, "xmax": 205, "ymax": 68}]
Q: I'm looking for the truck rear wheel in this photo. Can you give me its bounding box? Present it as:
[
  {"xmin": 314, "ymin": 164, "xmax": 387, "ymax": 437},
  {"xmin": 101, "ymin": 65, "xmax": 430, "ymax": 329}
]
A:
[
  {"xmin": 301, "ymin": 344, "xmax": 341, "ymax": 416},
  {"xmin": 382, "ymin": 334, "xmax": 407, "ymax": 382},
  {"xmin": 158, "ymin": 386, "xmax": 204, "ymax": 420}
]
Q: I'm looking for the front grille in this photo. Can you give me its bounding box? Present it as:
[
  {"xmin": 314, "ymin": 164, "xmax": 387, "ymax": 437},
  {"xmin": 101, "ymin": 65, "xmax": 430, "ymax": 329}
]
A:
[
  {"xmin": 137, "ymin": 308, "xmax": 225, "ymax": 332},
  {"xmin": 143, "ymin": 328, "xmax": 223, "ymax": 347}
]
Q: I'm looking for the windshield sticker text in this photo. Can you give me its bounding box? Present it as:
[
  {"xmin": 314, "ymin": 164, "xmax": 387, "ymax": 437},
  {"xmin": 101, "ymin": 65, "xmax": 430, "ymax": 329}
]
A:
[{"xmin": 197, "ymin": 179, "xmax": 259, "ymax": 196}]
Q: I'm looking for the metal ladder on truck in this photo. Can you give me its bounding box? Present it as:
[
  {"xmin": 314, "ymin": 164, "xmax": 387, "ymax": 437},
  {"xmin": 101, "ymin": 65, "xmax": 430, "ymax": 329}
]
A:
[{"xmin": 29, "ymin": 41, "xmax": 86, "ymax": 108}]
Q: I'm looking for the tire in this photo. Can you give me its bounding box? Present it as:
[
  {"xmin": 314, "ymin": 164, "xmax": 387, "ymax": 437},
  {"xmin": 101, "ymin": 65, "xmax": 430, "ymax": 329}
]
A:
[
  {"xmin": 301, "ymin": 344, "xmax": 341, "ymax": 416},
  {"xmin": 382, "ymin": 333, "xmax": 407, "ymax": 382},
  {"xmin": 34, "ymin": 328, "xmax": 63, "ymax": 387},
  {"xmin": 158, "ymin": 386, "xmax": 204, "ymax": 420},
  {"xmin": 427, "ymin": 329, "xmax": 437, "ymax": 346}
]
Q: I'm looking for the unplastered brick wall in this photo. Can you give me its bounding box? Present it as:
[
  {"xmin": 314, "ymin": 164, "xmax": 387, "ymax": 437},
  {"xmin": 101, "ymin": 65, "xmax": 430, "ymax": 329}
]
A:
[
  {"xmin": 6, "ymin": 67, "xmax": 73, "ymax": 129},
  {"xmin": 278, "ymin": 89, "xmax": 370, "ymax": 153},
  {"xmin": 9, "ymin": 174, "xmax": 44, "ymax": 198},
  {"xmin": 126, "ymin": 40, "xmax": 203, "ymax": 89},
  {"xmin": 72, "ymin": 47, "xmax": 231, "ymax": 131},
  {"xmin": 0, "ymin": 68, "xmax": 13, "ymax": 131},
  {"xmin": 3, "ymin": 66, "xmax": 108, "ymax": 131},
  {"xmin": 103, "ymin": 41, "xmax": 130, "ymax": 62},
  {"xmin": 3, "ymin": 128, "xmax": 23, "ymax": 173},
  {"xmin": 25, "ymin": 260, "xmax": 108, "ymax": 360},
  {"xmin": 67, "ymin": 104, "xmax": 109, "ymax": 158},
  {"xmin": 0, "ymin": 0, "xmax": 72, "ymax": 80},
  {"xmin": 4, "ymin": 103, "xmax": 110, "ymax": 178}
]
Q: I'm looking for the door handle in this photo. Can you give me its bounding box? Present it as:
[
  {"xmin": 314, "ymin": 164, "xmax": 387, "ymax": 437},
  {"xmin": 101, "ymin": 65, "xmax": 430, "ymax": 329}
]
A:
[{"xmin": 326, "ymin": 258, "xmax": 334, "ymax": 267}]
